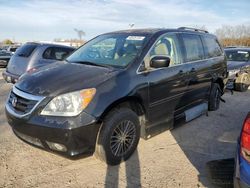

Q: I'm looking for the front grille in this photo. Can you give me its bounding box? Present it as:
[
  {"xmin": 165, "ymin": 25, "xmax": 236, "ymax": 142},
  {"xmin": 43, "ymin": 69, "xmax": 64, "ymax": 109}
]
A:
[
  {"xmin": 8, "ymin": 91, "xmax": 38, "ymax": 115},
  {"xmin": 6, "ymin": 87, "xmax": 45, "ymax": 118}
]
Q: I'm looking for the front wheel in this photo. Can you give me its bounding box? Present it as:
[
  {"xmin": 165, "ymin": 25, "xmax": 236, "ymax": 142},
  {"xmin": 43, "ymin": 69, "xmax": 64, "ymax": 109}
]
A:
[{"xmin": 95, "ymin": 108, "xmax": 140, "ymax": 165}]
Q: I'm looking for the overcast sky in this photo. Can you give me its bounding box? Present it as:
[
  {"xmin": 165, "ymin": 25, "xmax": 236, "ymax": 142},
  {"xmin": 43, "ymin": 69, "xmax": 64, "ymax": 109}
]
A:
[{"xmin": 0, "ymin": 0, "xmax": 249, "ymax": 42}]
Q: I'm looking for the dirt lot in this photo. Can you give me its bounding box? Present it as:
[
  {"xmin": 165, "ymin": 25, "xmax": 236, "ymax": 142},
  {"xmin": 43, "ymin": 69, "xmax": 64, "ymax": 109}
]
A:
[{"xmin": 0, "ymin": 67, "xmax": 249, "ymax": 188}]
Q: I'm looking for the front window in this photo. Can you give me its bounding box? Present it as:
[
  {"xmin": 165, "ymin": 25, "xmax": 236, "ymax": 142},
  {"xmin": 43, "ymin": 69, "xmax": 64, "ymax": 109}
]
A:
[
  {"xmin": 225, "ymin": 50, "xmax": 250, "ymax": 62},
  {"xmin": 143, "ymin": 33, "xmax": 182, "ymax": 70},
  {"xmin": 67, "ymin": 34, "xmax": 149, "ymax": 68}
]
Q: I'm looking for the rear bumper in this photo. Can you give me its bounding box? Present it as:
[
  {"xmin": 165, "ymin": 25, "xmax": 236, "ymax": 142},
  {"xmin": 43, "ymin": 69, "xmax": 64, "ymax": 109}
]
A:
[
  {"xmin": 0, "ymin": 60, "xmax": 8, "ymax": 67},
  {"xmin": 2, "ymin": 70, "xmax": 19, "ymax": 83},
  {"xmin": 5, "ymin": 107, "xmax": 100, "ymax": 157}
]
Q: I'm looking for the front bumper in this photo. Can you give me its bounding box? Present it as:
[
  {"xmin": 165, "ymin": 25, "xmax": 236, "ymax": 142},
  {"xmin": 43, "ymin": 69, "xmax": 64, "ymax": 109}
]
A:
[
  {"xmin": 2, "ymin": 70, "xmax": 19, "ymax": 83},
  {"xmin": 6, "ymin": 110, "xmax": 100, "ymax": 157},
  {"xmin": 5, "ymin": 88, "xmax": 100, "ymax": 157}
]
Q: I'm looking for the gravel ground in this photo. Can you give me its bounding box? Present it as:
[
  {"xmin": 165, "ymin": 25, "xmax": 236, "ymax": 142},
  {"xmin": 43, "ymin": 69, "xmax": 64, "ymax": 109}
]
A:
[{"xmin": 0, "ymin": 68, "xmax": 249, "ymax": 188}]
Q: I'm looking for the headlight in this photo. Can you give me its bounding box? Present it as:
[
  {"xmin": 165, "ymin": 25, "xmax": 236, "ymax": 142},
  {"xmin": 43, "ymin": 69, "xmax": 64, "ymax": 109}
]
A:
[{"xmin": 41, "ymin": 88, "xmax": 96, "ymax": 116}]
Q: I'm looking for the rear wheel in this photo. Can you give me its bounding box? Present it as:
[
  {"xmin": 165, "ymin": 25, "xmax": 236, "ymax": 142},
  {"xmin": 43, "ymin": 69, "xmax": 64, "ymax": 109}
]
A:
[
  {"xmin": 208, "ymin": 83, "xmax": 221, "ymax": 111},
  {"xmin": 234, "ymin": 73, "xmax": 250, "ymax": 92},
  {"xmin": 95, "ymin": 108, "xmax": 140, "ymax": 165}
]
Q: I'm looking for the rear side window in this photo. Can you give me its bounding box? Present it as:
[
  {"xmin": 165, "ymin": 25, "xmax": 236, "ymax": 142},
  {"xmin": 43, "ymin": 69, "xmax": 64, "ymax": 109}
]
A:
[
  {"xmin": 43, "ymin": 47, "xmax": 74, "ymax": 61},
  {"xmin": 202, "ymin": 35, "xmax": 223, "ymax": 58},
  {"xmin": 181, "ymin": 34, "xmax": 204, "ymax": 62},
  {"xmin": 15, "ymin": 44, "xmax": 38, "ymax": 57}
]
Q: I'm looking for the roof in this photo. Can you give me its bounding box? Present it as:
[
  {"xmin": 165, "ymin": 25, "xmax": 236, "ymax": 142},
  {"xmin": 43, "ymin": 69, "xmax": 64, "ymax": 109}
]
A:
[
  {"xmin": 104, "ymin": 27, "xmax": 214, "ymax": 37},
  {"xmin": 107, "ymin": 28, "xmax": 164, "ymax": 35},
  {"xmin": 25, "ymin": 42, "xmax": 75, "ymax": 49}
]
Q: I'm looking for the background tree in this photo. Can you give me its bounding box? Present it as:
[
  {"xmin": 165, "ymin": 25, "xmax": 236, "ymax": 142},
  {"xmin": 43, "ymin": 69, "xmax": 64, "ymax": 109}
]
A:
[
  {"xmin": 215, "ymin": 25, "xmax": 250, "ymax": 47},
  {"xmin": 2, "ymin": 39, "xmax": 13, "ymax": 45}
]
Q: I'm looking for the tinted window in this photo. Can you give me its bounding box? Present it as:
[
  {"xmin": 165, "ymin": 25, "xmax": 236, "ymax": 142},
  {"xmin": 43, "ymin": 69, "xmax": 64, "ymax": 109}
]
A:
[
  {"xmin": 145, "ymin": 33, "xmax": 182, "ymax": 68},
  {"xmin": 0, "ymin": 51, "xmax": 11, "ymax": 56},
  {"xmin": 43, "ymin": 47, "xmax": 74, "ymax": 60},
  {"xmin": 225, "ymin": 50, "xmax": 250, "ymax": 62},
  {"xmin": 15, "ymin": 44, "xmax": 38, "ymax": 57},
  {"xmin": 202, "ymin": 35, "xmax": 223, "ymax": 58},
  {"xmin": 182, "ymin": 34, "xmax": 204, "ymax": 62}
]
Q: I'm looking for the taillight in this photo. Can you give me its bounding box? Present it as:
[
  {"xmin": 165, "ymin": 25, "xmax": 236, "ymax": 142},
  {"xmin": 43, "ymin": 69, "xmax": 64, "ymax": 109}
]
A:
[{"xmin": 241, "ymin": 113, "xmax": 250, "ymax": 162}]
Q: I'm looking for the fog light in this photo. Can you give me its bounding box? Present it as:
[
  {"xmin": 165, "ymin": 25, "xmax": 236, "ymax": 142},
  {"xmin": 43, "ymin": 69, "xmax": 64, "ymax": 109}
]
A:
[{"xmin": 46, "ymin": 141, "xmax": 67, "ymax": 152}]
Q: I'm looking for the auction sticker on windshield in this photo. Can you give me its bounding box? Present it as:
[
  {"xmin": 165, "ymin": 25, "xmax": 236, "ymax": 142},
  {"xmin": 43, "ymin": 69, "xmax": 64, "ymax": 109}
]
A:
[{"xmin": 126, "ymin": 36, "xmax": 145, "ymax": 40}]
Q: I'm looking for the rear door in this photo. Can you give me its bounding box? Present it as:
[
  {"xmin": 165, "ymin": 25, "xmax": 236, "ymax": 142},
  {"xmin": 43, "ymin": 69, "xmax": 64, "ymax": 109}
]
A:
[{"xmin": 179, "ymin": 33, "xmax": 211, "ymax": 105}]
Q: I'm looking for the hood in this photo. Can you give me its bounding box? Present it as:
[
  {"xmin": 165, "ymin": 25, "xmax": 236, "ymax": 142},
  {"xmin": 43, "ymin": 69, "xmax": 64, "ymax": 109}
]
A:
[
  {"xmin": 227, "ymin": 60, "xmax": 250, "ymax": 70},
  {"xmin": 15, "ymin": 61, "xmax": 119, "ymax": 96}
]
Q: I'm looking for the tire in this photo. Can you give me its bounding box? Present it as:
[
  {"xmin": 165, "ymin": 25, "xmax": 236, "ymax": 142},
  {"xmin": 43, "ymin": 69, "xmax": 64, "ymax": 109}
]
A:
[
  {"xmin": 95, "ymin": 108, "xmax": 140, "ymax": 165},
  {"xmin": 208, "ymin": 83, "xmax": 221, "ymax": 111},
  {"xmin": 234, "ymin": 73, "xmax": 250, "ymax": 92}
]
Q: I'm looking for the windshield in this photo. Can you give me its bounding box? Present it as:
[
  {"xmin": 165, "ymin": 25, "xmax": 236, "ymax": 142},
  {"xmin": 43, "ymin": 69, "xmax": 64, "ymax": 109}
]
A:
[
  {"xmin": 225, "ymin": 50, "xmax": 250, "ymax": 62},
  {"xmin": 67, "ymin": 34, "xmax": 149, "ymax": 68}
]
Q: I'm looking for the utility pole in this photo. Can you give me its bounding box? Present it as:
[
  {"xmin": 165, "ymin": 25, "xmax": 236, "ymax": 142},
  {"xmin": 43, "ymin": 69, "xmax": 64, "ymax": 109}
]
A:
[{"xmin": 74, "ymin": 28, "xmax": 85, "ymax": 41}]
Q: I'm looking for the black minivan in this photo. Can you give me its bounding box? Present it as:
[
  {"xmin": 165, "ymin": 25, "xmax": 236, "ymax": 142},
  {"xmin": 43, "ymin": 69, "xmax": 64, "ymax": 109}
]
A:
[{"xmin": 5, "ymin": 27, "xmax": 227, "ymax": 165}]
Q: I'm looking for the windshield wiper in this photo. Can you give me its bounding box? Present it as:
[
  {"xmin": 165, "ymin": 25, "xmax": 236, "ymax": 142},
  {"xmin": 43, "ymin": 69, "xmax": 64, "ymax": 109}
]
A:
[{"xmin": 70, "ymin": 61, "xmax": 113, "ymax": 68}]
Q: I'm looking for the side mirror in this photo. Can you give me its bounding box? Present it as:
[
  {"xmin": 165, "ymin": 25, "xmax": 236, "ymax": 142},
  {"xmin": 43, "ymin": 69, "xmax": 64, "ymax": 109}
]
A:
[{"xmin": 150, "ymin": 56, "xmax": 170, "ymax": 68}]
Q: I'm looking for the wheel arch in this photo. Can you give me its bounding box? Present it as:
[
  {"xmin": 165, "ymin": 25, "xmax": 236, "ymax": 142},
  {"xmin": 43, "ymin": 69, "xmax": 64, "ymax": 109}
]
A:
[
  {"xmin": 213, "ymin": 77, "xmax": 224, "ymax": 92},
  {"xmin": 97, "ymin": 96, "xmax": 147, "ymax": 123}
]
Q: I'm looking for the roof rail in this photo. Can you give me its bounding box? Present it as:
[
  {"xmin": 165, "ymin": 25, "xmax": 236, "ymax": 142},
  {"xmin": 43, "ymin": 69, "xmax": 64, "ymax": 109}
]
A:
[{"xmin": 178, "ymin": 27, "xmax": 209, "ymax": 33}]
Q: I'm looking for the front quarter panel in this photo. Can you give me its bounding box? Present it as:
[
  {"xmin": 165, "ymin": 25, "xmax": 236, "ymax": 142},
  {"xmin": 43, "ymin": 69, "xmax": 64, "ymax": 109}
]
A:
[{"xmin": 85, "ymin": 70, "xmax": 149, "ymax": 120}]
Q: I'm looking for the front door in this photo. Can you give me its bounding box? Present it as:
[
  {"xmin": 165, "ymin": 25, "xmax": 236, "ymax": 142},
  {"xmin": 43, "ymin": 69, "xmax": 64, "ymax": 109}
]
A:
[{"xmin": 142, "ymin": 33, "xmax": 189, "ymax": 128}]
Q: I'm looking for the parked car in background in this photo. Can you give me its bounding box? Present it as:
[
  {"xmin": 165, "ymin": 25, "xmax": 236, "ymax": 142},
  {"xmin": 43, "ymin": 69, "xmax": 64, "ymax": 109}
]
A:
[
  {"xmin": 5, "ymin": 27, "xmax": 227, "ymax": 165},
  {"xmin": 234, "ymin": 113, "xmax": 250, "ymax": 188},
  {"xmin": 2, "ymin": 42, "xmax": 75, "ymax": 83},
  {"xmin": 0, "ymin": 45, "xmax": 9, "ymax": 51},
  {"xmin": 225, "ymin": 48, "xmax": 250, "ymax": 92},
  {"xmin": 7, "ymin": 45, "xmax": 20, "ymax": 54},
  {"xmin": 0, "ymin": 50, "xmax": 12, "ymax": 68}
]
